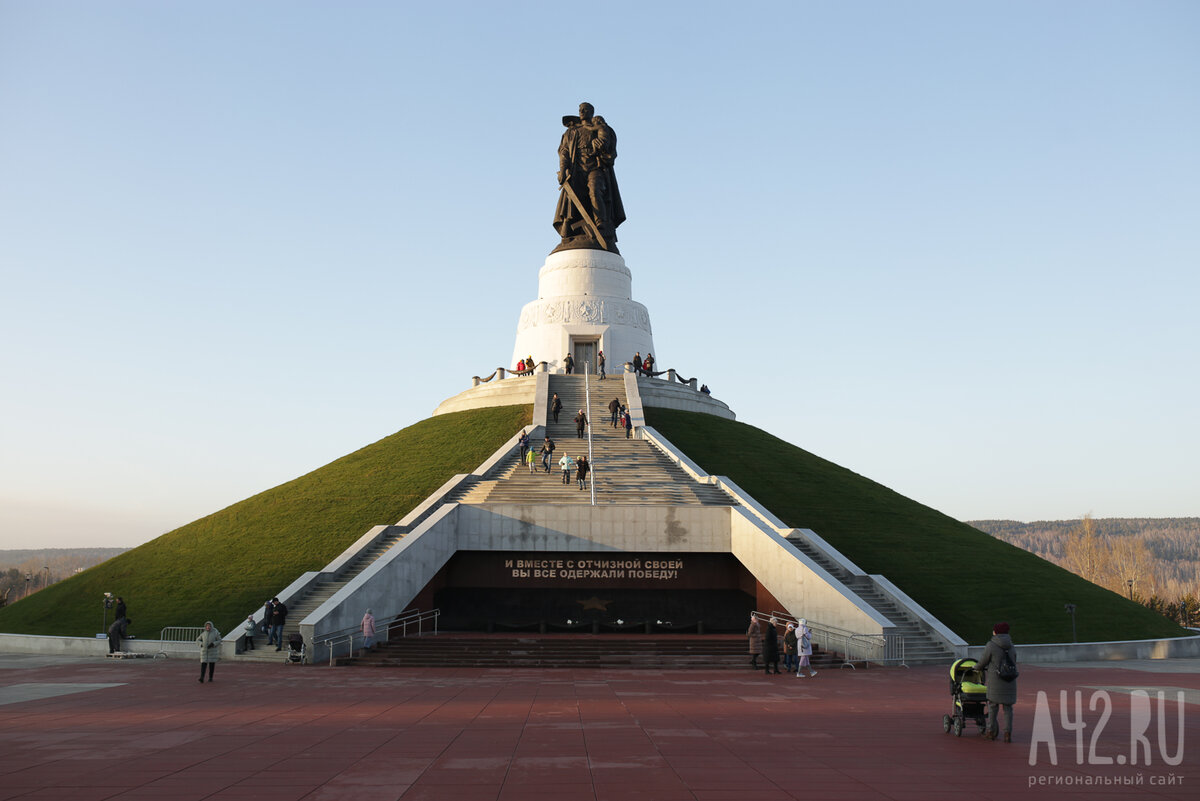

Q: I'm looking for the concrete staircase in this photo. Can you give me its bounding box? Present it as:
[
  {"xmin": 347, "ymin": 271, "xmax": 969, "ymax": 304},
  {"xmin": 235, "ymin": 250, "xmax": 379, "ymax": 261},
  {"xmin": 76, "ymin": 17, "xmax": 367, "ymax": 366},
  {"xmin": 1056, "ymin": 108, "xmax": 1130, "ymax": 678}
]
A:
[
  {"xmin": 453, "ymin": 375, "xmax": 732, "ymax": 506},
  {"xmin": 784, "ymin": 533, "xmax": 955, "ymax": 664},
  {"xmin": 239, "ymin": 527, "xmax": 410, "ymax": 661},
  {"xmin": 337, "ymin": 633, "xmax": 843, "ymax": 671}
]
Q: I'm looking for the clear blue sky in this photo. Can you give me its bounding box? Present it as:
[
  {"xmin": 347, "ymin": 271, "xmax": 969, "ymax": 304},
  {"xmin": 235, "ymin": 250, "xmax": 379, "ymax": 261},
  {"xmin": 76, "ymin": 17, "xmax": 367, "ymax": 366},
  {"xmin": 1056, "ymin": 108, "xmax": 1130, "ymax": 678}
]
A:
[{"xmin": 2, "ymin": 1, "xmax": 1197, "ymax": 549}]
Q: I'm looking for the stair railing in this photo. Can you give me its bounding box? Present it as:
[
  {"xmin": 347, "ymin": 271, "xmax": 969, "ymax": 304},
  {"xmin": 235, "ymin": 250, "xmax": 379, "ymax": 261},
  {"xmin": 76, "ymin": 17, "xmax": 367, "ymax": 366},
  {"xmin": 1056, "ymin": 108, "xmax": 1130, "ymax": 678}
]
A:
[
  {"xmin": 320, "ymin": 607, "xmax": 441, "ymax": 666},
  {"xmin": 752, "ymin": 611, "xmax": 905, "ymax": 669},
  {"xmin": 583, "ymin": 361, "xmax": 596, "ymax": 505}
]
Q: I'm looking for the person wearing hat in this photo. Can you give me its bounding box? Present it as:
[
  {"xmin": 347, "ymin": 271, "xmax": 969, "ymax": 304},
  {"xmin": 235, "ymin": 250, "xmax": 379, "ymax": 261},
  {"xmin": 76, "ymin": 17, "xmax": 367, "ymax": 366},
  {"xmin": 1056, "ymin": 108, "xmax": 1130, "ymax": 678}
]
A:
[
  {"xmin": 783, "ymin": 622, "xmax": 798, "ymax": 673},
  {"xmin": 763, "ymin": 617, "xmax": 781, "ymax": 675},
  {"xmin": 974, "ymin": 622, "xmax": 1018, "ymax": 741},
  {"xmin": 745, "ymin": 614, "xmax": 762, "ymax": 669},
  {"xmin": 795, "ymin": 618, "xmax": 816, "ymax": 678},
  {"xmin": 196, "ymin": 621, "xmax": 221, "ymax": 683},
  {"xmin": 361, "ymin": 608, "xmax": 376, "ymax": 652}
]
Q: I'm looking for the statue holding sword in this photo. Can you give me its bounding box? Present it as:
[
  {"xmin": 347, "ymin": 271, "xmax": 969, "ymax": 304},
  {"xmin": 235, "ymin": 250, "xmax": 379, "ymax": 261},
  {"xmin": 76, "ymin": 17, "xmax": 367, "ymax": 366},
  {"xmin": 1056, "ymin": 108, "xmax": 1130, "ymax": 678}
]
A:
[{"xmin": 552, "ymin": 102, "xmax": 625, "ymax": 253}]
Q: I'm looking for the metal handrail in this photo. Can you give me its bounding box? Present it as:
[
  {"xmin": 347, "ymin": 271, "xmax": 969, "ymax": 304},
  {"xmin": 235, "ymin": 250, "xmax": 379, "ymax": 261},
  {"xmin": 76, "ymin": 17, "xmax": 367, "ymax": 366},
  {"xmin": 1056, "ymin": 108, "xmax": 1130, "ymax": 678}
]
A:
[
  {"xmin": 751, "ymin": 611, "xmax": 907, "ymax": 669},
  {"xmin": 321, "ymin": 608, "xmax": 440, "ymax": 666},
  {"xmin": 584, "ymin": 361, "xmax": 595, "ymax": 505}
]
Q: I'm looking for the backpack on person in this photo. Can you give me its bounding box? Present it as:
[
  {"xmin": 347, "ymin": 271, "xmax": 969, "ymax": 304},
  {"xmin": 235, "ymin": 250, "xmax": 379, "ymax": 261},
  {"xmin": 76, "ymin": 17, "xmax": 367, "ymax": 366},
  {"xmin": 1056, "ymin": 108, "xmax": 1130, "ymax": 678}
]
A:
[{"xmin": 997, "ymin": 649, "xmax": 1019, "ymax": 681}]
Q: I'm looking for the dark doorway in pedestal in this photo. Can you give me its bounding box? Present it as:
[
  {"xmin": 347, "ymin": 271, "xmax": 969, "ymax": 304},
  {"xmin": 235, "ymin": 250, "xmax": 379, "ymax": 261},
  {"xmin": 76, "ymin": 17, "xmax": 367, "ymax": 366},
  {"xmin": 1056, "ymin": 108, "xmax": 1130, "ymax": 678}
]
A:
[{"xmin": 426, "ymin": 551, "xmax": 757, "ymax": 633}]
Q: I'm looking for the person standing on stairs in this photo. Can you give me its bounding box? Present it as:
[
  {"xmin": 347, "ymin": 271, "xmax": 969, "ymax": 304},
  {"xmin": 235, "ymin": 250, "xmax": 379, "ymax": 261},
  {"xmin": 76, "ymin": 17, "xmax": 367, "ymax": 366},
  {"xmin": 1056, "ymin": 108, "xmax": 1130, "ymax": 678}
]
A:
[
  {"xmin": 526, "ymin": 446, "xmax": 538, "ymax": 474},
  {"xmin": 623, "ymin": 409, "xmax": 633, "ymax": 439},
  {"xmin": 609, "ymin": 397, "xmax": 621, "ymax": 427},
  {"xmin": 558, "ymin": 453, "xmax": 575, "ymax": 485},
  {"xmin": 269, "ymin": 598, "xmax": 288, "ymax": 651},
  {"xmin": 564, "ymin": 353, "xmax": 574, "ymax": 374},
  {"xmin": 518, "ymin": 431, "xmax": 530, "ymax": 464},
  {"xmin": 242, "ymin": 616, "xmax": 257, "ymax": 651},
  {"xmin": 598, "ymin": 350, "xmax": 606, "ymax": 379},
  {"xmin": 575, "ymin": 409, "xmax": 587, "ymax": 438},
  {"xmin": 361, "ymin": 608, "xmax": 376, "ymax": 653},
  {"xmin": 552, "ymin": 393, "xmax": 563, "ymax": 423},
  {"xmin": 541, "ymin": 438, "xmax": 555, "ymax": 473},
  {"xmin": 576, "ymin": 455, "xmax": 589, "ymax": 490}
]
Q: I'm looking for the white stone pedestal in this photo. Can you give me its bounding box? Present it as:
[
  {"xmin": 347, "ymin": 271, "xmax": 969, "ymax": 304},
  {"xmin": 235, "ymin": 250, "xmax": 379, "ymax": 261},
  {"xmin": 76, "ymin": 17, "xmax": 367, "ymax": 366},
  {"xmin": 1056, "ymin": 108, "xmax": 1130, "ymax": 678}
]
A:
[{"xmin": 510, "ymin": 249, "xmax": 657, "ymax": 374}]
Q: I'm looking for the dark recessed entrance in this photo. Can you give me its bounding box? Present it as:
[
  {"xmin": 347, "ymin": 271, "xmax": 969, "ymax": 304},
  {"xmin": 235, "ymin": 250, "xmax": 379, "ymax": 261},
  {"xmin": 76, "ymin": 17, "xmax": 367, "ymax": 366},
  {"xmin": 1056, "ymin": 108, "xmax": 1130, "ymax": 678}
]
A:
[{"xmin": 419, "ymin": 552, "xmax": 757, "ymax": 633}]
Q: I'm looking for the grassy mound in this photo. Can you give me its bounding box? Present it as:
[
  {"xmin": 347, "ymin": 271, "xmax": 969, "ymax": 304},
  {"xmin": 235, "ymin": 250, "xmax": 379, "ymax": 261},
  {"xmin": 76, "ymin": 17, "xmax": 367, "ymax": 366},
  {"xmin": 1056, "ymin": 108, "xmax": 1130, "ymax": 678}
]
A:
[
  {"xmin": 0, "ymin": 405, "xmax": 530, "ymax": 638},
  {"xmin": 647, "ymin": 408, "xmax": 1187, "ymax": 644}
]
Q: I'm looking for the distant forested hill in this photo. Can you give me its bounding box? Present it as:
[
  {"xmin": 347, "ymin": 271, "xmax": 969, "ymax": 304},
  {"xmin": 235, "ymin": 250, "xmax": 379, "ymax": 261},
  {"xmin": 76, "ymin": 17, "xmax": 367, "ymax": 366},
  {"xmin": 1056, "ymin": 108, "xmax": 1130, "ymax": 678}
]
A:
[
  {"xmin": 969, "ymin": 518, "xmax": 1200, "ymax": 601},
  {"xmin": 0, "ymin": 548, "xmax": 127, "ymax": 604}
]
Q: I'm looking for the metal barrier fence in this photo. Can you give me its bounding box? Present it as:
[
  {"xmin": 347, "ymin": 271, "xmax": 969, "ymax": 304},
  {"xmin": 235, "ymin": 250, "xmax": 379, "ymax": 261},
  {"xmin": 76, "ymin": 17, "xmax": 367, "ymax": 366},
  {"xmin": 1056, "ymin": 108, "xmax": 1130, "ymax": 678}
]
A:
[{"xmin": 155, "ymin": 626, "xmax": 205, "ymax": 659}]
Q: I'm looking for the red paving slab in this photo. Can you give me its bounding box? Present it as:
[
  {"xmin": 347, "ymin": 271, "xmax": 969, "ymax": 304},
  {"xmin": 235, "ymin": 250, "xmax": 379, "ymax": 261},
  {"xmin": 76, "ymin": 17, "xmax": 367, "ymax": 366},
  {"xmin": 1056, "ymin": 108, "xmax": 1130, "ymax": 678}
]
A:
[{"xmin": 0, "ymin": 655, "xmax": 1197, "ymax": 800}]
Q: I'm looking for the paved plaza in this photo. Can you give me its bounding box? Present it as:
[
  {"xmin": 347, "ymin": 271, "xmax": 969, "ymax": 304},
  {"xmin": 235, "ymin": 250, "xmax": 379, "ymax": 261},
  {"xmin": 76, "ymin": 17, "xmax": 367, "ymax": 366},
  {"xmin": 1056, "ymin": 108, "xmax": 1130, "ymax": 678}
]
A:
[{"xmin": 0, "ymin": 654, "xmax": 1196, "ymax": 800}]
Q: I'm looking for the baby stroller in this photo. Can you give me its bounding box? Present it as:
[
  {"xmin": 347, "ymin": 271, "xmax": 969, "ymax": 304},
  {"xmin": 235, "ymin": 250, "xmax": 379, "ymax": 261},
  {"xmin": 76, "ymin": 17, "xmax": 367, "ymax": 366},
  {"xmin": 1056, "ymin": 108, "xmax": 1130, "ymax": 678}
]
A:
[
  {"xmin": 943, "ymin": 657, "xmax": 987, "ymax": 737},
  {"xmin": 284, "ymin": 632, "xmax": 306, "ymax": 665}
]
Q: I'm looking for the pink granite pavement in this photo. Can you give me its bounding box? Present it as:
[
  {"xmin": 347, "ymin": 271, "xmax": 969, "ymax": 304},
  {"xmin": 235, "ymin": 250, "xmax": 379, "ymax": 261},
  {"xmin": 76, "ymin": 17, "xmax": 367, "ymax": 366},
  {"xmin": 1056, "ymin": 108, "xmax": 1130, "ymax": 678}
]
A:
[{"xmin": 0, "ymin": 654, "xmax": 1196, "ymax": 800}]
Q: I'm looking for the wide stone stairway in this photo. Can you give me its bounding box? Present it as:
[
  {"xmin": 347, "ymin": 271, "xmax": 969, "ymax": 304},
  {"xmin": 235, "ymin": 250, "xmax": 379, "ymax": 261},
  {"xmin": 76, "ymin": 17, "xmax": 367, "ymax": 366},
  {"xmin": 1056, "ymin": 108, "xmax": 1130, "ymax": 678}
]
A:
[
  {"xmin": 341, "ymin": 633, "xmax": 844, "ymax": 670},
  {"xmin": 452, "ymin": 374, "xmax": 732, "ymax": 506}
]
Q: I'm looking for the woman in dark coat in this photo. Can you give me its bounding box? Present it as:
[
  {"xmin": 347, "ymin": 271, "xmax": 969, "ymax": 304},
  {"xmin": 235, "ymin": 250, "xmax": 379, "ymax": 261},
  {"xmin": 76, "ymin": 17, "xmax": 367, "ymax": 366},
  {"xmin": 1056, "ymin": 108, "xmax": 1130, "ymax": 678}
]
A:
[
  {"xmin": 783, "ymin": 622, "xmax": 798, "ymax": 674},
  {"xmin": 762, "ymin": 617, "xmax": 781, "ymax": 674},
  {"xmin": 975, "ymin": 622, "xmax": 1018, "ymax": 741}
]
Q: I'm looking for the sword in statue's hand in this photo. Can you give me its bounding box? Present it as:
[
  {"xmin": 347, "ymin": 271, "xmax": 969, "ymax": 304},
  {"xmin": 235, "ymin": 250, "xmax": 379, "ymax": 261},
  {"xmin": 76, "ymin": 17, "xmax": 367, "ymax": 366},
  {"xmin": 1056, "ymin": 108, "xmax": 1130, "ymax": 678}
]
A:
[{"xmin": 559, "ymin": 175, "xmax": 609, "ymax": 251}]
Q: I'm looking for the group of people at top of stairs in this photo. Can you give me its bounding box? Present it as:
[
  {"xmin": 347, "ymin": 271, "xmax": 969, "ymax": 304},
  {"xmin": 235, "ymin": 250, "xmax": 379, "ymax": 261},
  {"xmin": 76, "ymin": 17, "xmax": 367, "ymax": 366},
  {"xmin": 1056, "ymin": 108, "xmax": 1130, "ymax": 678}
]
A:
[
  {"xmin": 747, "ymin": 614, "xmax": 817, "ymax": 678},
  {"xmin": 529, "ymin": 351, "xmax": 715, "ymax": 395},
  {"xmin": 520, "ymin": 349, "xmax": 665, "ymax": 379},
  {"xmin": 518, "ymin": 428, "xmax": 590, "ymax": 490},
  {"xmin": 558, "ymin": 349, "xmax": 615, "ymax": 378}
]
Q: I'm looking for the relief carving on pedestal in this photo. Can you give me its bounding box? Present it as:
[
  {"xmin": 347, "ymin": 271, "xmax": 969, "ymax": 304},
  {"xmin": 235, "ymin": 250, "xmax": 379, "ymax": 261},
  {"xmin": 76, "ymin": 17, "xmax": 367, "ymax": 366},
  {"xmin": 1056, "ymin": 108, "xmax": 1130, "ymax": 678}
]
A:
[{"xmin": 516, "ymin": 298, "xmax": 651, "ymax": 333}]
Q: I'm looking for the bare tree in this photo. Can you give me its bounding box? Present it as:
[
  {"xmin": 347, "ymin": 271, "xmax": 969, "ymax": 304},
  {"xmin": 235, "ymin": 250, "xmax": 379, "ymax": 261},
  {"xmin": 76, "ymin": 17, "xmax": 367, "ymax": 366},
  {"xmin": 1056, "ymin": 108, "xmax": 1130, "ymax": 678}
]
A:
[
  {"xmin": 1062, "ymin": 513, "xmax": 1107, "ymax": 585},
  {"xmin": 1108, "ymin": 536, "xmax": 1159, "ymax": 600}
]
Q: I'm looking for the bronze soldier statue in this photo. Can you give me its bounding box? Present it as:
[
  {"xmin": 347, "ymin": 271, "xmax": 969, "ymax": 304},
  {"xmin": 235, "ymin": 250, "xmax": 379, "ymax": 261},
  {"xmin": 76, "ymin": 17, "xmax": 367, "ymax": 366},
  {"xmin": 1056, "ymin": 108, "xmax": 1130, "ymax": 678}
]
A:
[{"xmin": 553, "ymin": 102, "xmax": 625, "ymax": 253}]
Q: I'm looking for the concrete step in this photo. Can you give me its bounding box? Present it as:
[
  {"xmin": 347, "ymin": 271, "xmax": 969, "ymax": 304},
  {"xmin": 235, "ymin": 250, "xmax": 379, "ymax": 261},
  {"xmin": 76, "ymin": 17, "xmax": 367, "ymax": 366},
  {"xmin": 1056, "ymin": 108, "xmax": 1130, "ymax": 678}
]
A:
[{"xmin": 337, "ymin": 634, "xmax": 844, "ymax": 670}]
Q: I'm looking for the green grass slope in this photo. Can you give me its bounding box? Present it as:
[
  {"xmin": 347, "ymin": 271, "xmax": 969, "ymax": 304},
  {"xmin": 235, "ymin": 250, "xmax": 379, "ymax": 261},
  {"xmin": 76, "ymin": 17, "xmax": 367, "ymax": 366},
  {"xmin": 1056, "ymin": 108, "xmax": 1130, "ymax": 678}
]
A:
[
  {"xmin": 0, "ymin": 405, "xmax": 531, "ymax": 638},
  {"xmin": 647, "ymin": 409, "xmax": 1188, "ymax": 644}
]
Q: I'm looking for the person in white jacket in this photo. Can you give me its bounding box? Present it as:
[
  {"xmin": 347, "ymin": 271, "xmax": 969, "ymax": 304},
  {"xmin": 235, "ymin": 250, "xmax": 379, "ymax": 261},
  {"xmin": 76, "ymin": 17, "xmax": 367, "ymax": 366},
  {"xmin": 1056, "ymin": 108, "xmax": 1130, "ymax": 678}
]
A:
[{"xmin": 197, "ymin": 621, "xmax": 221, "ymax": 683}]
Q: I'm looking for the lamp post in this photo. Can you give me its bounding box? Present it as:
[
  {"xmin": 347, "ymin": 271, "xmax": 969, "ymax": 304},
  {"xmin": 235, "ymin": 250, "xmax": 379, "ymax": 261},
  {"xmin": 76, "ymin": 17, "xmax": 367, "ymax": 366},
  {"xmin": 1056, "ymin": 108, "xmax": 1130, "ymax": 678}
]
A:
[
  {"xmin": 1065, "ymin": 603, "xmax": 1077, "ymax": 643},
  {"xmin": 102, "ymin": 592, "xmax": 114, "ymax": 635},
  {"xmin": 1126, "ymin": 579, "xmax": 1134, "ymax": 600},
  {"xmin": 24, "ymin": 572, "xmax": 31, "ymax": 599},
  {"xmin": 42, "ymin": 566, "xmax": 49, "ymax": 589}
]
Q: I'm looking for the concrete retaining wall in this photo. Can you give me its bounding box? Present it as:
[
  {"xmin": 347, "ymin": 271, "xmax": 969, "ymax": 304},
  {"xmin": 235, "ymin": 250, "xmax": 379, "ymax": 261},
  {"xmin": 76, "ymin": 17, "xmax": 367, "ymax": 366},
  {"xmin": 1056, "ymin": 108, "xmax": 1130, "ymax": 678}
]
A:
[
  {"xmin": 433, "ymin": 377, "xmax": 538, "ymax": 416},
  {"xmin": 967, "ymin": 634, "xmax": 1200, "ymax": 664},
  {"xmin": 636, "ymin": 377, "xmax": 735, "ymax": 419}
]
